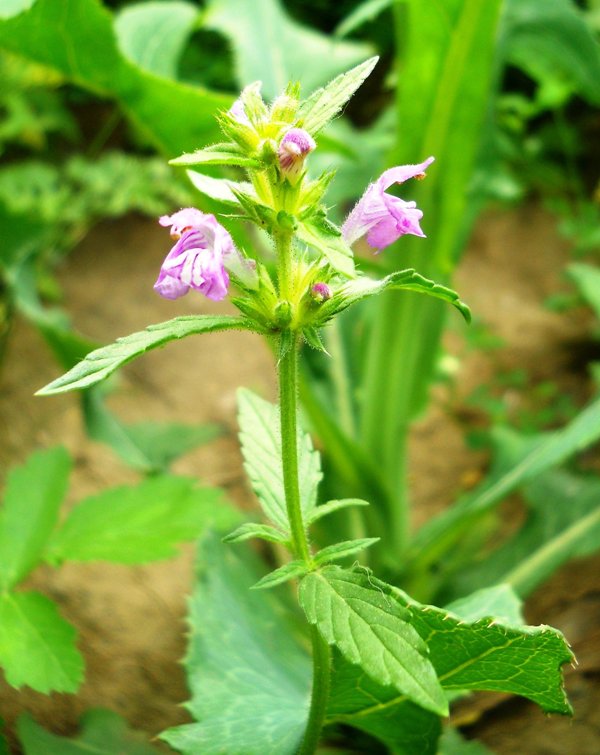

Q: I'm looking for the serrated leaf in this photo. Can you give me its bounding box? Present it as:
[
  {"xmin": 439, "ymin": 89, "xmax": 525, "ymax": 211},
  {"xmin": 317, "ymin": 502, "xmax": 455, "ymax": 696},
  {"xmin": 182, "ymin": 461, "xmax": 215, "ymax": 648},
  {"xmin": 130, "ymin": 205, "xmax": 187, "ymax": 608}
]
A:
[
  {"xmin": 45, "ymin": 476, "xmax": 238, "ymax": 565},
  {"xmin": 298, "ymin": 56, "xmax": 379, "ymax": 134},
  {"xmin": 223, "ymin": 522, "xmax": 289, "ymax": 545},
  {"xmin": 327, "ymin": 653, "xmax": 441, "ymax": 755},
  {"xmin": 313, "ymin": 537, "xmax": 379, "ymax": 566},
  {"xmin": 237, "ymin": 388, "xmax": 322, "ymax": 532},
  {"xmin": 170, "ymin": 145, "xmax": 261, "ymax": 168},
  {"xmin": 0, "ymin": 447, "xmax": 71, "ymax": 589},
  {"xmin": 115, "ymin": 1, "xmax": 198, "ymax": 79},
  {"xmin": 381, "ymin": 580, "xmax": 574, "ymax": 714},
  {"xmin": 299, "ymin": 567, "xmax": 448, "ymax": 715},
  {"xmin": 323, "ymin": 269, "xmax": 471, "ymax": 322},
  {"xmin": 296, "ymin": 216, "xmax": 355, "ymax": 277},
  {"xmin": 205, "ymin": 0, "xmax": 373, "ymax": 100},
  {"xmin": 252, "ymin": 560, "xmax": 307, "ymax": 590},
  {"xmin": 0, "ymin": 592, "xmax": 83, "ymax": 693},
  {"xmin": 161, "ymin": 534, "xmax": 310, "ymax": 754},
  {"xmin": 307, "ymin": 498, "xmax": 369, "ymax": 524},
  {"xmin": 18, "ymin": 709, "xmax": 162, "ymax": 755},
  {"xmin": 37, "ymin": 315, "xmax": 255, "ymax": 395},
  {"xmin": 187, "ymin": 170, "xmax": 255, "ymax": 205}
]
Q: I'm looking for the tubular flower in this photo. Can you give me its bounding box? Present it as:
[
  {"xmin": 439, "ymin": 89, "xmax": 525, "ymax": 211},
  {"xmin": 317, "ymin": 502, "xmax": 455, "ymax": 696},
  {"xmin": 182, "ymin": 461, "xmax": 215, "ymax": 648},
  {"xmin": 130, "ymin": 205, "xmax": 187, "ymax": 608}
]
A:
[
  {"xmin": 155, "ymin": 210, "xmax": 234, "ymax": 301},
  {"xmin": 342, "ymin": 157, "xmax": 434, "ymax": 252},
  {"xmin": 278, "ymin": 128, "xmax": 316, "ymax": 183},
  {"xmin": 229, "ymin": 97, "xmax": 251, "ymax": 125}
]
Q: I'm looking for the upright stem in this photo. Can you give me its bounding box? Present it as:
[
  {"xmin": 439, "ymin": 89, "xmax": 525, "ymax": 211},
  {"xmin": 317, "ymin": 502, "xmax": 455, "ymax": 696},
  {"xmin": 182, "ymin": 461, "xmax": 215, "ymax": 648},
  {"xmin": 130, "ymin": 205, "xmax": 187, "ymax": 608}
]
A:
[{"xmin": 275, "ymin": 229, "xmax": 331, "ymax": 753}]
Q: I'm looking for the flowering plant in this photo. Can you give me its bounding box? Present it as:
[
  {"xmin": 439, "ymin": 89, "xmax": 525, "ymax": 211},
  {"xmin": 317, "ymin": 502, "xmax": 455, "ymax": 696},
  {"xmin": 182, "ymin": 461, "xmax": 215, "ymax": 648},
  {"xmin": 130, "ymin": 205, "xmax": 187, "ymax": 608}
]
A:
[{"xmin": 39, "ymin": 59, "xmax": 573, "ymax": 754}]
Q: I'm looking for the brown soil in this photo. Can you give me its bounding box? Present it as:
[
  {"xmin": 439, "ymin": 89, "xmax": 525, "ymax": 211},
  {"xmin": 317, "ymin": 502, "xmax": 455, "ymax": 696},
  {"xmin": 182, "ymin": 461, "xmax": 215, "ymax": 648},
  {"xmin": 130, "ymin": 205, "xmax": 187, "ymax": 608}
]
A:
[{"xmin": 0, "ymin": 205, "xmax": 599, "ymax": 753}]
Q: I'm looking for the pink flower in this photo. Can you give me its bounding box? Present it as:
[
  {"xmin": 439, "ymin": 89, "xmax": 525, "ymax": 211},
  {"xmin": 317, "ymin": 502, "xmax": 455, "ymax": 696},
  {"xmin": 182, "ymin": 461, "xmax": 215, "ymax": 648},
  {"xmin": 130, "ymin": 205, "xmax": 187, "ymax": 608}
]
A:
[
  {"xmin": 342, "ymin": 157, "xmax": 434, "ymax": 252},
  {"xmin": 155, "ymin": 210, "xmax": 233, "ymax": 301},
  {"xmin": 278, "ymin": 128, "xmax": 316, "ymax": 183}
]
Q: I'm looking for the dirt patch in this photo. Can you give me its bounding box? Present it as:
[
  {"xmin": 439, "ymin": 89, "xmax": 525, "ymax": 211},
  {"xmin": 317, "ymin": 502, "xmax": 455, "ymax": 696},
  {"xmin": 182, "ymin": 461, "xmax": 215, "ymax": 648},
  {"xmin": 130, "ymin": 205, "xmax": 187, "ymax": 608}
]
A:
[{"xmin": 0, "ymin": 206, "xmax": 598, "ymax": 753}]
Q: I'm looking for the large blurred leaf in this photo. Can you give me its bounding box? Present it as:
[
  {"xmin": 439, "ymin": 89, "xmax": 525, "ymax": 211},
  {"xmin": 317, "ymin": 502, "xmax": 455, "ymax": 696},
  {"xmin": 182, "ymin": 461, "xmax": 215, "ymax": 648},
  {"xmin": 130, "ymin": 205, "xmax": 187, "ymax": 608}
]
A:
[
  {"xmin": 18, "ymin": 710, "xmax": 162, "ymax": 755},
  {"xmin": 45, "ymin": 475, "xmax": 238, "ymax": 565},
  {"xmin": 115, "ymin": 1, "xmax": 198, "ymax": 79},
  {"xmin": 0, "ymin": 447, "xmax": 70, "ymax": 589},
  {"xmin": 501, "ymin": 0, "xmax": 600, "ymax": 105},
  {"xmin": 204, "ymin": 0, "xmax": 373, "ymax": 99},
  {"xmin": 237, "ymin": 388, "xmax": 322, "ymax": 533},
  {"xmin": 161, "ymin": 535, "xmax": 310, "ymax": 755},
  {"xmin": 0, "ymin": 591, "xmax": 83, "ymax": 693},
  {"xmin": 567, "ymin": 262, "xmax": 600, "ymax": 318},
  {"xmin": 0, "ymin": 0, "xmax": 230, "ymax": 154}
]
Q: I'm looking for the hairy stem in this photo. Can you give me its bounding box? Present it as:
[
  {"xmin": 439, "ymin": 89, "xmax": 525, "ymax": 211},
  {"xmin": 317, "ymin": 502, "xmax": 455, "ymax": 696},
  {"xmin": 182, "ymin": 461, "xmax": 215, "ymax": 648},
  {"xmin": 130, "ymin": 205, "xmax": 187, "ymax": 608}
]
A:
[{"xmin": 298, "ymin": 626, "xmax": 332, "ymax": 755}]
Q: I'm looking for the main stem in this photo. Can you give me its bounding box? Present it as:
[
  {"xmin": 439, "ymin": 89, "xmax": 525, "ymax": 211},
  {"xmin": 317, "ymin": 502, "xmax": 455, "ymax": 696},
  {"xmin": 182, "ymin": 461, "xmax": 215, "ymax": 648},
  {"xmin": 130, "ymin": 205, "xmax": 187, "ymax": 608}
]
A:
[{"xmin": 276, "ymin": 230, "xmax": 331, "ymax": 754}]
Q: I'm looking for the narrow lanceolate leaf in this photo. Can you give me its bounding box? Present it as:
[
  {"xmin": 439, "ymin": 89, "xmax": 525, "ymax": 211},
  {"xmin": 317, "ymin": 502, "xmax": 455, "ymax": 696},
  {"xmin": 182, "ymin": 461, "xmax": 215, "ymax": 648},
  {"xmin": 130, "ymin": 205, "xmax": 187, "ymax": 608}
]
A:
[
  {"xmin": 313, "ymin": 538, "xmax": 379, "ymax": 566},
  {"xmin": 170, "ymin": 144, "xmax": 262, "ymax": 169},
  {"xmin": 161, "ymin": 534, "xmax": 310, "ymax": 755},
  {"xmin": 0, "ymin": 448, "xmax": 71, "ymax": 590},
  {"xmin": 37, "ymin": 315, "xmax": 255, "ymax": 395},
  {"xmin": 223, "ymin": 522, "xmax": 290, "ymax": 545},
  {"xmin": 45, "ymin": 476, "xmax": 238, "ymax": 565},
  {"xmin": 323, "ymin": 270, "xmax": 471, "ymax": 323},
  {"xmin": 17, "ymin": 709, "xmax": 163, "ymax": 755},
  {"xmin": 307, "ymin": 498, "xmax": 369, "ymax": 524},
  {"xmin": 327, "ymin": 653, "xmax": 441, "ymax": 755},
  {"xmin": 296, "ymin": 216, "xmax": 355, "ymax": 278},
  {"xmin": 187, "ymin": 170, "xmax": 256, "ymax": 205},
  {"xmin": 0, "ymin": 592, "xmax": 83, "ymax": 694},
  {"xmin": 298, "ymin": 56, "xmax": 379, "ymax": 135},
  {"xmin": 299, "ymin": 567, "xmax": 447, "ymax": 716},
  {"xmin": 237, "ymin": 388, "xmax": 322, "ymax": 532},
  {"xmin": 251, "ymin": 560, "xmax": 307, "ymax": 590},
  {"xmin": 382, "ymin": 581, "xmax": 574, "ymax": 714}
]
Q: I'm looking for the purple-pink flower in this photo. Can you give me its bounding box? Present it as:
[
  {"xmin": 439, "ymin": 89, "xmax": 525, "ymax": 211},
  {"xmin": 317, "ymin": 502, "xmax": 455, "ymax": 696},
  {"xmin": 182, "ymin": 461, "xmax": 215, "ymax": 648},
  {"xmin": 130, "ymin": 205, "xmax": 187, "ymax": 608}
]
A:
[
  {"xmin": 278, "ymin": 128, "xmax": 316, "ymax": 182},
  {"xmin": 155, "ymin": 209, "xmax": 233, "ymax": 301},
  {"xmin": 342, "ymin": 157, "xmax": 434, "ymax": 252}
]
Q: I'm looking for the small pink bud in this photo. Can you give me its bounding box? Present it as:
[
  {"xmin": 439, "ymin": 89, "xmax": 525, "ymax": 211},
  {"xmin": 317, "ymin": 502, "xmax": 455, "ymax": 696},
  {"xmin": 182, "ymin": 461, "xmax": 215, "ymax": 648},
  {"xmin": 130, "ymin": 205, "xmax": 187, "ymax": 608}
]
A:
[
  {"xmin": 278, "ymin": 128, "xmax": 316, "ymax": 183},
  {"xmin": 311, "ymin": 283, "xmax": 332, "ymax": 302}
]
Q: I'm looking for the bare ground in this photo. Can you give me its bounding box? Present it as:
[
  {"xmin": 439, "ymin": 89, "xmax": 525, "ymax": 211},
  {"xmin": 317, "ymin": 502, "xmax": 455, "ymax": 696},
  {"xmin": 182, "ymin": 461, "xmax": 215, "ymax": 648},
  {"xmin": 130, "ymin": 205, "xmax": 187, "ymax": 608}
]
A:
[{"xmin": 0, "ymin": 205, "xmax": 598, "ymax": 753}]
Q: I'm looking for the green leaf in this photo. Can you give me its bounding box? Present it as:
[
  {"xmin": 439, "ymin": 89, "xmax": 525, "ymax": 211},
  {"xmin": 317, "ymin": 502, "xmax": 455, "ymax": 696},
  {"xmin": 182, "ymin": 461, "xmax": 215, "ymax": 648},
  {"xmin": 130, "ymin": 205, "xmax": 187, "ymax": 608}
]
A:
[
  {"xmin": 567, "ymin": 262, "xmax": 600, "ymax": 319},
  {"xmin": 324, "ymin": 269, "xmax": 471, "ymax": 323},
  {"xmin": 0, "ymin": 592, "xmax": 83, "ymax": 693},
  {"xmin": 334, "ymin": 0, "xmax": 391, "ymax": 39},
  {"xmin": 299, "ymin": 567, "xmax": 448, "ymax": 716},
  {"xmin": 0, "ymin": 0, "xmax": 36, "ymax": 19},
  {"xmin": 0, "ymin": 0, "xmax": 230, "ymax": 155},
  {"xmin": 45, "ymin": 476, "xmax": 238, "ymax": 565},
  {"xmin": 170, "ymin": 145, "xmax": 262, "ymax": 169},
  {"xmin": 0, "ymin": 447, "xmax": 70, "ymax": 589},
  {"xmin": 296, "ymin": 216, "xmax": 355, "ymax": 278},
  {"xmin": 237, "ymin": 388, "xmax": 322, "ymax": 532},
  {"xmin": 410, "ymin": 393, "xmax": 600, "ymax": 571},
  {"xmin": 187, "ymin": 170, "xmax": 255, "ymax": 205},
  {"xmin": 437, "ymin": 726, "xmax": 493, "ymax": 755},
  {"xmin": 445, "ymin": 584, "xmax": 525, "ymax": 626},
  {"xmin": 18, "ymin": 709, "xmax": 163, "ymax": 754},
  {"xmin": 298, "ymin": 56, "xmax": 379, "ymax": 135},
  {"xmin": 204, "ymin": 0, "xmax": 373, "ymax": 100},
  {"xmin": 251, "ymin": 560, "xmax": 307, "ymax": 590},
  {"xmin": 37, "ymin": 315, "xmax": 255, "ymax": 395},
  {"xmin": 327, "ymin": 654, "xmax": 441, "ymax": 755},
  {"xmin": 313, "ymin": 537, "xmax": 379, "ymax": 566},
  {"xmin": 223, "ymin": 522, "xmax": 289, "ymax": 544},
  {"xmin": 307, "ymin": 497, "xmax": 369, "ymax": 524},
  {"xmin": 161, "ymin": 534, "xmax": 310, "ymax": 755},
  {"xmin": 115, "ymin": 1, "xmax": 198, "ymax": 79},
  {"xmin": 384, "ymin": 581, "xmax": 573, "ymax": 714}
]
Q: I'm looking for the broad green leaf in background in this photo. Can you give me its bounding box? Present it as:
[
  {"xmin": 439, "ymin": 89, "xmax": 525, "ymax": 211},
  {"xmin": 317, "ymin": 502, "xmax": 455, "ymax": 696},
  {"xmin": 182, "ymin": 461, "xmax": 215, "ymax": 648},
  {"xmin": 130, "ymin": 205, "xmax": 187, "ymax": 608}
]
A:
[
  {"xmin": 0, "ymin": 0, "xmax": 36, "ymax": 19},
  {"xmin": 444, "ymin": 584, "xmax": 524, "ymax": 626},
  {"xmin": 204, "ymin": 0, "xmax": 373, "ymax": 99},
  {"xmin": 0, "ymin": 447, "xmax": 70, "ymax": 589},
  {"xmin": 161, "ymin": 535, "xmax": 310, "ymax": 755},
  {"xmin": 237, "ymin": 388, "xmax": 322, "ymax": 532},
  {"xmin": 567, "ymin": 262, "xmax": 600, "ymax": 318},
  {"xmin": 0, "ymin": 0, "xmax": 231, "ymax": 154},
  {"xmin": 18, "ymin": 710, "xmax": 162, "ymax": 755},
  {"xmin": 45, "ymin": 475, "xmax": 237, "ymax": 565},
  {"xmin": 115, "ymin": 1, "xmax": 198, "ymax": 80},
  {"xmin": 334, "ymin": 0, "xmax": 392, "ymax": 39},
  {"xmin": 437, "ymin": 726, "xmax": 493, "ymax": 755},
  {"xmin": 0, "ymin": 591, "xmax": 83, "ymax": 693},
  {"xmin": 37, "ymin": 315, "xmax": 256, "ymax": 395},
  {"xmin": 299, "ymin": 567, "xmax": 448, "ymax": 716}
]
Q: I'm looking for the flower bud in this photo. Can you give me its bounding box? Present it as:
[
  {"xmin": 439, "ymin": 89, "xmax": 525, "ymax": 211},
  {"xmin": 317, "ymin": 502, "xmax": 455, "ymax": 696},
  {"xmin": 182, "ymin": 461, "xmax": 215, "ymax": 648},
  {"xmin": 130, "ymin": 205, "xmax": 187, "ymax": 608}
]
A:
[
  {"xmin": 277, "ymin": 128, "xmax": 316, "ymax": 184},
  {"xmin": 311, "ymin": 283, "xmax": 332, "ymax": 303}
]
